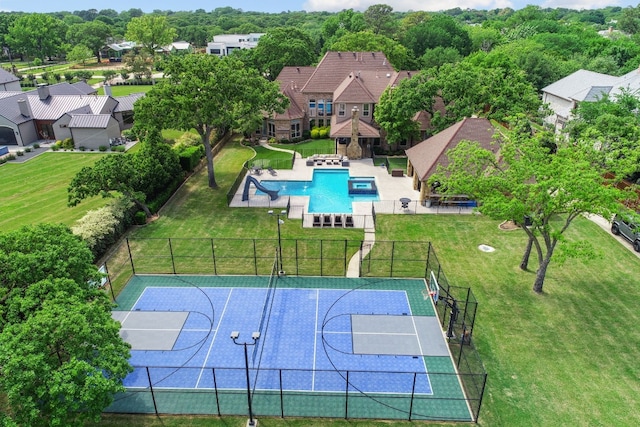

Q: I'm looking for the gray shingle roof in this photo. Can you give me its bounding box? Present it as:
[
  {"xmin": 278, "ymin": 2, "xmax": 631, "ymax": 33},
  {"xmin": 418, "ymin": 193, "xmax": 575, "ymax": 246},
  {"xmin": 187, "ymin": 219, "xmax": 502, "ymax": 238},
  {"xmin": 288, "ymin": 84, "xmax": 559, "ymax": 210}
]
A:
[{"xmin": 68, "ymin": 114, "xmax": 112, "ymax": 128}]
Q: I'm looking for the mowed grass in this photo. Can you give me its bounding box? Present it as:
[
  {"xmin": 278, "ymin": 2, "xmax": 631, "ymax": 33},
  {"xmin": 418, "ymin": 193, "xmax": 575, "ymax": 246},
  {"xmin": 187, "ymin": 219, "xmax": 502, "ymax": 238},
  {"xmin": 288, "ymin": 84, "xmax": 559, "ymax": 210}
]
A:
[
  {"xmin": 99, "ymin": 85, "xmax": 155, "ymax": 96},
  {"xmin": 102, "ymin": 137, "xmax": 640, "ymax": 426},
  {"xmin": 0, "ymin": 152, "xmax": 108, "ymax": 232}
]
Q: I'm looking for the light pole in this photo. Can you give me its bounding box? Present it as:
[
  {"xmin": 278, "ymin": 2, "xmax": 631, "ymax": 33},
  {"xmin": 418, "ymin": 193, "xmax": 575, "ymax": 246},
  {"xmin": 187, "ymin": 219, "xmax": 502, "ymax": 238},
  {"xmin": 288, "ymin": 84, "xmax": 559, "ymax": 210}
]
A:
[
  {"xmin": 268, "ymin": 210, "xmax": 286, "ymax": 275},
  {"xmin": 230, "ymin": 331, "xmax": 260, "ymax": 427}
]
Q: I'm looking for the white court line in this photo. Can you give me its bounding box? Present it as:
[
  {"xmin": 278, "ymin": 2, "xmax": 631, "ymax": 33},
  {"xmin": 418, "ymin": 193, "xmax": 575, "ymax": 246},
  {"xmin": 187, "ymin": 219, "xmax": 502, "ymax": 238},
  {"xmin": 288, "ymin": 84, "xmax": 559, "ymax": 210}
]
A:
[
  {"xmin": 407, "ymin": 291, "xmax": 432, "ymax": 395},
  {"xmin": 195, "ymin": 288, "xmax": 233, "ymax": 388},
  {"xmin": 312, "ymin": 288, "xmax": 320, "ymax": 392}
]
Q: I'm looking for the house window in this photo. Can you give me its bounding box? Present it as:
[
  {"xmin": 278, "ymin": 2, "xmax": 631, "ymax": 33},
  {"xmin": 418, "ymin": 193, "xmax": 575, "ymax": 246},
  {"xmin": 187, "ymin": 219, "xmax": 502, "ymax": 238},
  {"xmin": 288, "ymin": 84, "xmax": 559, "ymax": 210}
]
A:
[
  {"xmin": 210, "ymin": 48, "xmax": 221, "ymax": 55},
  {"xmin": 362, "ymin": 104, "xmax": 370, "ymax": 117},
  {"xmin": 318, "ymin": 119, "xmax": 324, "ymax": 127},
  {"xmin": 338, "ymin": 103, "xmax": 346, "ymax": 117},
  {"xmin": 310, "ymin": 119, "xmax": 316, "ymax": 128},
  {"xmin": 309, "ymin": 99, "xmax": 316, "ymax": 117},
  {"xmin": 291, "ymin": 121, "xmax": 301, "ymax": 139},
  {"xmin": 267, "ymin": 121, "xmax": 276, "ymax": 137},
  {"xmin": 326, "ymin": 100, "xmax": 332, "ymax": 116},
  {"xmin": 317, "ymin": 100, "xmax": 324, "ymax": 116}
]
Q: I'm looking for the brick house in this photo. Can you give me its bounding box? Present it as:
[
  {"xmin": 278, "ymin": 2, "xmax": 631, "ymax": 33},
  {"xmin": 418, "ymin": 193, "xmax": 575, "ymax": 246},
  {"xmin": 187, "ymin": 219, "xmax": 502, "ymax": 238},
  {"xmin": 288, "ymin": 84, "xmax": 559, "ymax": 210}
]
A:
[{"xmin": 265, "ymin": 51, "xmax": 434, "ymax": 156}]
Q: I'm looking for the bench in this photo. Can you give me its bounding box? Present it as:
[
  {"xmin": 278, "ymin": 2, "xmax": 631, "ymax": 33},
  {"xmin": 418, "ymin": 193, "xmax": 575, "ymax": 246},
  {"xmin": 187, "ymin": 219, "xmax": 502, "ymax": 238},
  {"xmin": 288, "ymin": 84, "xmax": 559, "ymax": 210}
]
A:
[{"xmin": 391, "ymin": 169, "xmax": 404, "ymax": 177}]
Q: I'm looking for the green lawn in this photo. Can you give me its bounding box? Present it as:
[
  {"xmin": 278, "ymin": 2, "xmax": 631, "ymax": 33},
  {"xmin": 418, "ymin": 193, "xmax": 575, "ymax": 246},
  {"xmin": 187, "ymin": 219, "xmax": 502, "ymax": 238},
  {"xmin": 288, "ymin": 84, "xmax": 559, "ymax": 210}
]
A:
[
  {"xmin": 273, "ymin": 139, "xmax": 335, "ymax": 157},
  {"xmin": 101, "ymin": 137, "xmax": 640, "ymax": 426},
  {"xmin": 99, "ymin": 85, "xmax": 155, "ymax": 96},
  {"xmin": 0, "ymin": 152, "xmax": 108, "ymax": 232}
]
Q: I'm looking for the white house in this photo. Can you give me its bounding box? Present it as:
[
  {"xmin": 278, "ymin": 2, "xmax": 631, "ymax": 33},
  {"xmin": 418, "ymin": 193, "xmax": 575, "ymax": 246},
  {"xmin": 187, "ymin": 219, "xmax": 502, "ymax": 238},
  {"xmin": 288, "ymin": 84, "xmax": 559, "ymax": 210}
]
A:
[
  {"xmin": 542, "ymin": 68, "xmax": 640, "ymax": 130},
  {"xmin": 206, "ymin": 33, "xmax": 264, "ymax": 57}
]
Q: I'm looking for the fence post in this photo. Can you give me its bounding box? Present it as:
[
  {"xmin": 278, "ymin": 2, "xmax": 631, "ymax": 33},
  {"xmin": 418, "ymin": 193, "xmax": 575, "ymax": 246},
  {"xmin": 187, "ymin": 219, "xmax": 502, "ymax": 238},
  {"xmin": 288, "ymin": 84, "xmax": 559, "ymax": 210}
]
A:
[
  {"xmin": 279, "ymin": 369, "xmax": 284, "ymax": 418},
  {"xmin": 344, "ymin": 370, "xmax": 349, "ymax": 419},
  {"xmin": 320, "ymin": 240, "xmax": 324, "ymax": 276},
  {"xmin": 104, "ymin": 262, "xmax": 116, "ymax": 301},
  {"xmin": 210, "ymin": 239, "xmax": 217, "ymax": 275},
  {"xmin": 126, "ymin": 238, "xmax": 135, "ymax": 274},
  {"xmin": 344, "ymin": 239, "xmax": 348, "ymax": 275},
  {"xmin": 295, "ymin": 240, "xmax": 299, "ymax": 275},
  {"xmin": 390, "ymin": 241, "xmax": 395, "ymax": 277},
  {"xmin": 253, "ymin": 239, "xmax": 258, "ymax": 275},
  {"xmin": 168, "ymin": 238, "xmax": 176, "ymax": 274},
  {"xmin": 212, "ymin": 368, "xmax": 221, "ymax": 416},
  {"xmin": 146, "ymin": 367, "xmax": 158, "ymax": 415},
  {"xmin": 425, "ymin": 242, "xmax": 432, "ymax": 279},
  {"xmin": 475, "ymin": 373, "xmax": 489, "ymax": 423},
  {"xmin": 408, "ymin": 372, "xmax": 417, "ymax": 421}
]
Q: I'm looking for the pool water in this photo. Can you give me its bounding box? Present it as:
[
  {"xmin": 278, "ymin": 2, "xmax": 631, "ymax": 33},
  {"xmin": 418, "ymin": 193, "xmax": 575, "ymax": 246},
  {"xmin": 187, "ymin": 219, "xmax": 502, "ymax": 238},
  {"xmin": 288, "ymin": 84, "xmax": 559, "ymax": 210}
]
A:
[{"xmin": 258, "ymin": 169, "xmax": 379, "ymax": 213}]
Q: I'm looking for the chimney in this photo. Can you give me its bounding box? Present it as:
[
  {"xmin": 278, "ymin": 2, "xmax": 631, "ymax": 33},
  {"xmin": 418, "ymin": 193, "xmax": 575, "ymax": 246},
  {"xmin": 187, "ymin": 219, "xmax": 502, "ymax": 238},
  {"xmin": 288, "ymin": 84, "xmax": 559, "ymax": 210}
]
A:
[
  {"xmin": 103, "ymin": 84, "xmax": 113, "ymax": 97},
  {"xmin": 346, "ymin": 107, "xmax": 363, "ymax": 160},
  {"xmin": 37, "ymin": 84, "xmax": 50, "ymax": 100},
  {"xmin": 17, "ymin": 98, "xmax": 31, "ymax": 117}
]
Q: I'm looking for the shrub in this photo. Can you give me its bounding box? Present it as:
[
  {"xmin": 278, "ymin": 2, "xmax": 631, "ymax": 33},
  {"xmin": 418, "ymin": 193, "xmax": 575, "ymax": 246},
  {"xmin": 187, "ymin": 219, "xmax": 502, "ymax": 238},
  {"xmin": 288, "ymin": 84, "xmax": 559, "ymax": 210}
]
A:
[
  {"xmin": 71, "ymin": 198, "xmax": 134, "ymax": 260},
  {"xmin": 121, "ymin": 129, "xmax": 136, "ymax": 140},
  {"xmin": 78, "ymin": 146, "xmax": 86, "ymax": 151},
  {"xmin": 177, "ymin": 145, "xmax": 205, "ymax": 172},
  {"xmin": 33, "ymin": 143, "xmax": 40, "ymax": 149},
  {"xmin": 310, "ymin": 128, "xmax": 320, "ymax": 139},
  {"xmin": 5, "ymin": 154, "xmax": 16, "ymax": 160},
  {"xmin": 41, "ymin": 71, "xmax": 50, "ymax": 82},
  {"xmin": 75, "ymin": 70, "xmax": 92, "ymax": 80},
  {"xmin": 24, "ymin": 147, "xmax": 32, "ymax": 153},
  {"xmin": 26, "ymin": 73, "xmax": 35, "ymax": 82},
  {"xmin": 32, "ymin": 58, "xmax": 42, "ymax": 67},
  {"xmin": 120, "ymin": 72, "xmax": 130, "ymax": 80},
  {"xmin": 53, "ymin": 73, "xmax": 62, "ymax": 82},
  {"xmin": 318, "ymin": 127, "xmax": 329, "ymax": 138},
  {"xmin": 112, "ymin": 145, "xmax": 126, "ymax": 152},
  {"xmin": 63, "ymin": 72, "xmax": 75, "ymax": 82},
  {"xmin": 268, "ymin": 137, "xmax": 277, "ymax": 144},
  {"xmin": 61, "ymin": 138, "xmax": 74, "ymax": 150},
  {"xmin": 134, "ymin": 211, "xmax": 147, "ymax": 225},
  {"xmin": 16, "ymin": 151, "xmax": 24, "ymax": 156},
  {"xmin": 0, "ymin": 157, "xmax": 6, "ymax": 164},
  {"xmin": 98, "ymin": 145, "xmax": 108, "ymax": 152},
  {"xmin": 51, "ymin": 144, "xmax": 60, "ymax": 151},
  {"xmin": 174, "ymin": 132, "xmax": 201, "ymax": 149}
]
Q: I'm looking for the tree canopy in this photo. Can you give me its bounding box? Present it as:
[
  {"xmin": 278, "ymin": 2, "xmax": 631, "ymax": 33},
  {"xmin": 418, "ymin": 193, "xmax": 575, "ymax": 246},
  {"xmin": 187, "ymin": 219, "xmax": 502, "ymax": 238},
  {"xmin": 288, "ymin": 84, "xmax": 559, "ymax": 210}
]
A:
[
  {"xmin": 251, "ymin": 26, "xmax": 317, "ymax": 80},
  {"xmin": 125, "ymin": 14, "xmax": 177, "ymax": 54},
  {"xmin": 134, "ymin": 54, "xmax": 288, "ymax": 188},
  {"xmin": 0, "ymin": 224, "xmax": 131, "ymax": 426},
  {"xmin": 432, "ymin": 118, "xmax": 630, "ymax": 293},
  {"xmin": 6, "ymin": 13, "xmax": 67, "ymax": 61}
]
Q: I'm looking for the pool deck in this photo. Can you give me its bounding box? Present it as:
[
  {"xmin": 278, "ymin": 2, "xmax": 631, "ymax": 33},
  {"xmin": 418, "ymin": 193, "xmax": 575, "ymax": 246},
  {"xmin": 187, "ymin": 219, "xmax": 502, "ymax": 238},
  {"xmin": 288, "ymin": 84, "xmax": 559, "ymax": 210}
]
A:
[{"xmin": 228, "ymin": 157, "xmax": 422, "ymax": 219}]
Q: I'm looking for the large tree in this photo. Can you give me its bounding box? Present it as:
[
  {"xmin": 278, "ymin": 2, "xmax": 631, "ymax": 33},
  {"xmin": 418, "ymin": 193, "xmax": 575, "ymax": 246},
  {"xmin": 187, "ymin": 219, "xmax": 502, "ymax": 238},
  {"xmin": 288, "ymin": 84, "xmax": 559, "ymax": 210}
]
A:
[
  {"xmin": 68, "ymin": 140, "xmax": 181, "ymax": 217},
  {"xmin": 432, "ymin": 118, "xmax": 630, "ymax": 293},
  {"xmin": 125, "ymin": 14, "xmax": 177, "ymax": 55},
  {"xmin": 0, "ymin": 225, "xmax": 131, "ymax": 426},
  {"xmin": 133, "ymin": 55, "xmax": 288, "ymax": 188},
  {"xmin": 363, "ymin": 4, "xmax": 397, "ymax": 37},
  {"xmin": 331, "ymin": 30, "xmax": 416, "ymax": 70},
  {"xmin": 401, "ymin": 14, "xmax": 472, "ymax": 58},
  {"xmin": 6, "ymin": 14, "xmax": 67, "ymax": 61},
  {"xmin": 66, "ymin": 20, "xmax": 112, "ymax": 62},
  {"xmin": 252, "ymin": 26, "xmax": 317, "ymax": 80}
]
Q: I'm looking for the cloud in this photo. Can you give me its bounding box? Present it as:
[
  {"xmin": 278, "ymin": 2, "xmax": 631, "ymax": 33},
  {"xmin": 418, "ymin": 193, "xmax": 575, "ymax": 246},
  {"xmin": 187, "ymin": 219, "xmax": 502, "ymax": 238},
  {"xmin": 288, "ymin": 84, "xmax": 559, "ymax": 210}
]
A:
[{"xmin": 303, "ymin": 0, "xmax": 514, "ymax": 13}]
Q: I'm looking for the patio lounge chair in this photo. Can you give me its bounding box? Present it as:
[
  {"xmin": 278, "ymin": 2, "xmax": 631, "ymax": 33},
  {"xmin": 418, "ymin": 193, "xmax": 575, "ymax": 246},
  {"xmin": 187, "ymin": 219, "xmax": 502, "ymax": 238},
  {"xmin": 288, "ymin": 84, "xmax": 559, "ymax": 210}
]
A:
[
  {"xmin": 268, "ymin": 167, "xmax": 277, "ymax": 176},
  {"xmin": 345, "ymin": 215, "xmax": 354, "ymax": 228},
  {"xmin": 322, "ymin": 214, "xmax": 333, "ymax": 227},
  {"xmin": 334, "ymin": 214, "xmax": 343, "ymax": 227},
  {"xmin": 312, "ymin": 214, "xmax": 321, "ymax": 227}
]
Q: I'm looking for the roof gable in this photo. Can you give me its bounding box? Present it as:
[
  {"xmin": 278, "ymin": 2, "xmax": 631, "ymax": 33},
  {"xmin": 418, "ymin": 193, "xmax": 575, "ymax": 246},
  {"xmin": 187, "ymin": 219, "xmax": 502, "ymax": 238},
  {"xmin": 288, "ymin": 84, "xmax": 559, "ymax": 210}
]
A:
[
  {"xmin": 405, "ymin": 117, "xmax": 498, "ymax": 181},
  {"xmin": 0, "ymin": 68, "xmax": 19, "ymax": 84},
  {"xmin": 68, "ymin": 114, "xmax": 113, "ymax": 128}
]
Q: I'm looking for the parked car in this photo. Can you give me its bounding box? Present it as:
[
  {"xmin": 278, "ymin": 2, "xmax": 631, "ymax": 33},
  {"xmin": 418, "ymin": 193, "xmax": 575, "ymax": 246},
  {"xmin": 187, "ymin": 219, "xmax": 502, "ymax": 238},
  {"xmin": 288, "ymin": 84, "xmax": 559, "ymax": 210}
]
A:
[{"xmin": 611, "ymin": 214, "xmax": 640, "ymax": 252}]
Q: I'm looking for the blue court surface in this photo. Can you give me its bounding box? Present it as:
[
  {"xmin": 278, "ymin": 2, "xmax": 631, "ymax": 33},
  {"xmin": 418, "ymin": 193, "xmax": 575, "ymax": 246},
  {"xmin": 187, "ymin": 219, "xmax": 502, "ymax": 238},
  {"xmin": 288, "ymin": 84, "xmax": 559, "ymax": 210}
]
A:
[{"xmin": 114, "ymin": 277, "xmax": 449, "ymax": 396}]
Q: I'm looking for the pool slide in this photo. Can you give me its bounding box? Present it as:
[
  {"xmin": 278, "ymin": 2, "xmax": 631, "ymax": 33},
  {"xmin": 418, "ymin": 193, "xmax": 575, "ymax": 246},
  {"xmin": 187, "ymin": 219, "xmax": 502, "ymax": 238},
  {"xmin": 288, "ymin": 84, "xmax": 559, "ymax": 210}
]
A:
[{"xmin": 242, "ymin": 175, "xmax": 280, "ymax": 201}]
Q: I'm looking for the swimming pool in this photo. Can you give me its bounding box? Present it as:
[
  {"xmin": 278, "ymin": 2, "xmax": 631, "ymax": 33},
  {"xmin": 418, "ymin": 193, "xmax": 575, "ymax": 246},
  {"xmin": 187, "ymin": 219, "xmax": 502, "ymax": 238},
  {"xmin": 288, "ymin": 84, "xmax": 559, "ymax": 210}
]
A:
[{"xmin": 258, "ymin": 169, "xmax": 379, "ymax": 213}]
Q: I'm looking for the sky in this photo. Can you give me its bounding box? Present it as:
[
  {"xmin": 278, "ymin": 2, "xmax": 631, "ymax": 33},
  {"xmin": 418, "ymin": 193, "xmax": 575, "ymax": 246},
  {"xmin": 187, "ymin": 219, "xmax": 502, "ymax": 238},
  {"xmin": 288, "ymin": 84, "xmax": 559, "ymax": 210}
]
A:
[{"xmin": 0, "ymin": 0, "xmax": 638, "ymax": 14}]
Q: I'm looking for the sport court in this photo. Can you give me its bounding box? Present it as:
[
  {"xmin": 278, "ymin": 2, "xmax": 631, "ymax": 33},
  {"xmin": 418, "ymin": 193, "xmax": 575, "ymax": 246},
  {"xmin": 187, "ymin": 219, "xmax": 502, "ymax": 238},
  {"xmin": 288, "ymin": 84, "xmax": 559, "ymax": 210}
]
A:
[{"xmin": 111, "ymin": 274, "xmax": 473, "ymax": 421}]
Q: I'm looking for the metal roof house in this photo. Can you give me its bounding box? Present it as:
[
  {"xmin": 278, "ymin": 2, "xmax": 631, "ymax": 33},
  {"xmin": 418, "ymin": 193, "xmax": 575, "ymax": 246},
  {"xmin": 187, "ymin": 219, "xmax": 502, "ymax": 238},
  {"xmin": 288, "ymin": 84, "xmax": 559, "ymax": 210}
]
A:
[
  {"xmin": 542, "ymin": 68, "xmax": 640, "ymax": 130},
  {"xmin": 0, "ymin": 76, "xmax": 142, "ymax": 150}
]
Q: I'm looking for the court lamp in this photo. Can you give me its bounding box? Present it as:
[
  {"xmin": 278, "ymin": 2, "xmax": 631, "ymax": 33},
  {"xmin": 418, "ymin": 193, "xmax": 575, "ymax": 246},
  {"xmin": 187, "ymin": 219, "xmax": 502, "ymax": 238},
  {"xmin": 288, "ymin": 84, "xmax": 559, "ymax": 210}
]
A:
[
  {"xmin": 230, "ymin": 331, "xmax": 261, "ymax": 427},
  {"xmin": 268, "ymin": 209, "xmax": 287, "ymax": 276}
]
